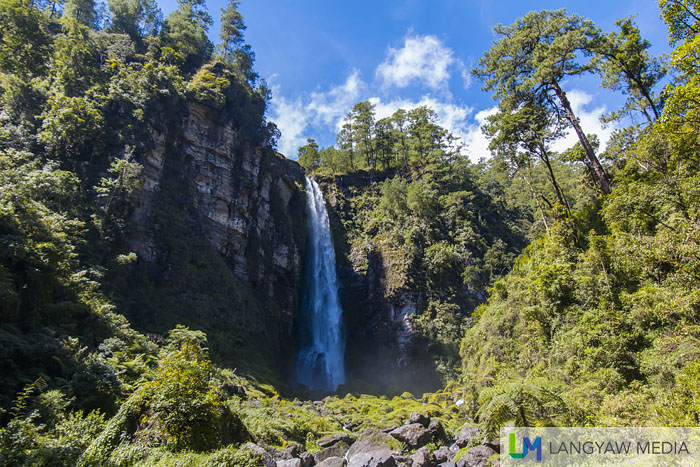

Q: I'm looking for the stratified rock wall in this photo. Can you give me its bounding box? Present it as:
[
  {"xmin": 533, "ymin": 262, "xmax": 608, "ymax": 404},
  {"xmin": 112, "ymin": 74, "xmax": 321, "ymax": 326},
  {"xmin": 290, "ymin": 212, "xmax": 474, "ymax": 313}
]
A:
[{"xmin": 128, "ymin": 100, "xmax": 307, "ymax": 372}]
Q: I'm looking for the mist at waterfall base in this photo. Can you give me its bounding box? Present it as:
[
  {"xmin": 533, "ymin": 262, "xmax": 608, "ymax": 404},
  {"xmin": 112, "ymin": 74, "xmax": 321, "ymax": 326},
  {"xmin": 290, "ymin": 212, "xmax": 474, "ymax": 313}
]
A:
[{"xmin": 296, "ymin": 178, "xmax": 346, "ymax": 391}]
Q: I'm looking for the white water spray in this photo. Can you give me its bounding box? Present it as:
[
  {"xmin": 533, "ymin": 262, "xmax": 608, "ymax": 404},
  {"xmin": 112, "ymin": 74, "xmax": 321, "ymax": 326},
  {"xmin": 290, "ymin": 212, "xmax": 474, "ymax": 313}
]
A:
[{"xmin": 297, "ymin": 177, "xmax": 345, "ymax": 391}]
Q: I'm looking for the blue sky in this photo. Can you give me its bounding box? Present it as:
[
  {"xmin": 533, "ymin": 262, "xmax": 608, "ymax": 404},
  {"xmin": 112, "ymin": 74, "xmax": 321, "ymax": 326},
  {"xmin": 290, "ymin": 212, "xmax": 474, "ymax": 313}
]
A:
[{"xmin": 159, "ymin": 0, "xmax": 671, "ymax": 160}]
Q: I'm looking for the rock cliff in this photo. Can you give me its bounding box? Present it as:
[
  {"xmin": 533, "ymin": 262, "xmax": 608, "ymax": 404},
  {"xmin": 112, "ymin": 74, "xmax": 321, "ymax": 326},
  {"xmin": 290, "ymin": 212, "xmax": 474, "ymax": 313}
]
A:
[
  {"xmin": 122, "ymin": 100, "xmax": 307, "ymax": 378},
  {"xmin": 317, "ymin": 172, "xmax": 442, "ymax": 395}
]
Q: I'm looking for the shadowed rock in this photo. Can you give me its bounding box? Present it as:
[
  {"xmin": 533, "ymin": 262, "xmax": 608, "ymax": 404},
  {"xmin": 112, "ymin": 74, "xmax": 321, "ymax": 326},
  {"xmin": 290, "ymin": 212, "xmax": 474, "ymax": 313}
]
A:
[
  {"xmin": 318, "ymin": 433, "xmax": 352, "ymax": 448},
  {"xmin": 347, "ymin": 450, "xmax": 397, "ymax": 467},
  {"xmin": 411, "ymin": 447, "xmax": 437, "ymax": 467},
  {"xmin": 408, "ymin": 412, "xmax": 430, "ymax": 427},
  {"xmin": 347, "ymin": 429, "xmax": 401, "ymax": 459},
  {"xmin": 317, "ymin": 457, "xmax": 347, "ymax": 467},
  {"xmin": 315, "ymin": 441, "xmax": 350, "ymax": 464},
  {"xmin": 390, "ymin": 424, "xmax": 431, "ymax": 448}
]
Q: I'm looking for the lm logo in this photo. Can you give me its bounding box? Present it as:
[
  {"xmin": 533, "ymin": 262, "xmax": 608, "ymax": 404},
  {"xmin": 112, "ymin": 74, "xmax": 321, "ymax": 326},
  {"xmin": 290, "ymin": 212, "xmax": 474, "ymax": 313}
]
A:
[{"xmin": 509, "ymin": 433, "xmax": 542, "ymax": 462}]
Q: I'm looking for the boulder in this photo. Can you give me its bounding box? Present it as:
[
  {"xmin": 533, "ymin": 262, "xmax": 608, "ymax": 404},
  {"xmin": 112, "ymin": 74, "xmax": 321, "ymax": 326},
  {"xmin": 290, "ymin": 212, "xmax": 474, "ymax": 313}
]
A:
[
  {"xmin": 316, "ymin": 457, "xmax": 347, "ymax": 467},
  {"xmin": 315, "ymin": 441, "xmax": 350, "ymax": 464},
  {"xmin": 277, "ymin": 460, "xmax": 302, "ymax": 467},
  {"xmin": 243, "ymin": 442, "xmax": 276, "ymax": 467},
  {"xmin": 438, "ymin": 463, "xmax": 457, "ymax": 467},
  {"xmin": 428, "ymin": 420, "xmax": 447, "ymax": 443},
  {"xmin": 347, "ymin": 429, "xmax": 401, "ymax": 459},
  {"xmin": 433, "ymin": 446, "xmax": 453, "ymax": 464},
  {"xmin": 389, "ymin": 424, "xmax": 432, "ymax": 448},
  {"xmin": 347, "ymin": 450, "xmax": 397, "ymax": 467},
  {"xmin": 411, "ymin": 447, "xmax": 436, "ymax": 467},
  {"xmin": 453, "ymin": 426, "xmax": 481, "ymax": 448},
  {"xmin": 269, "ymin": 446, "xmax": 293, "ymax": 461},
  {"xmin": 408, "ymin": 412, "xmax": 430, "ymax": 427},
  {"xmin": 300, "ymin": 452, "xmax": 314, "ymax": 467},
  {"xmin": 456, "ymin": 445, "xmax": 497, "ymax": 467},
  {"xmin": 285, "ymin": 442, "xmax": 305, "ymax": 458},
  {"xmin": 318, "ymin": 433, "xmax": 352, "ymax": 448},
  {"xmin": 393, "ymin": 455, "xmax": 413, "ymax": 467}
]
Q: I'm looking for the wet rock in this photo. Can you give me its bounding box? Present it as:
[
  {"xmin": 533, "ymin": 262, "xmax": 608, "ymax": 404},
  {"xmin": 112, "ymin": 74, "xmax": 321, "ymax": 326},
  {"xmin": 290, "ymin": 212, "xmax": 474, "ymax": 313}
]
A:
[
  {"xmin": 316, "ymin": 457, "xmax": 347, "ymax": 467},
  {"xmin": 411, "ymin": 447, "xmax": 436, "ymax": 467},
  {"xmin": 347, "ymin": 450, "xmax": 397, "ymax": 467},
  {"xmin": 453, "ymin": 426, "xmax": 481, "ymax": 448},
  {"xmin": 408, "ymin": 412, "xmax": 430, "ymax": 427},
  {"xmin": 389, "ymin": 424, "xmax": 432, "ymax": 448},
  {"xmin": 347, "ymin": 429, "xmax": 401, "ymax": 459},
  {"xmin": 315, "ymin": 442, "xmax": 350, "ymax": 464},
  {"xmin": 318, "ymin": 433, "xmax": 352, "ymax": 448}
]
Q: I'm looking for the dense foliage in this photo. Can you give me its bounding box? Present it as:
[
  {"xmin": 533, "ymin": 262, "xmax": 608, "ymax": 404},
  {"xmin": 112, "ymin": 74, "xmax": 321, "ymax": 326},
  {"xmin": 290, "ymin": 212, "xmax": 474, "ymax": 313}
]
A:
[
  {"xmin": 1, "ymin": 0, "xmax": 699, "ymax": 464},
  {"xmin": 458, "ymin": 1, "xmax": 700, "ymax": 431}
]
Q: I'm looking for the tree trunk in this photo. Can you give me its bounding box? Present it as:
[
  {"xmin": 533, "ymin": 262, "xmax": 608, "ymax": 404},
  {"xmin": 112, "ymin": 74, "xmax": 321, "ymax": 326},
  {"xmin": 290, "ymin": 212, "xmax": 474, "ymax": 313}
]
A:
[
  {"xmin": 537, "ymin": 143, "xmax": 571, "ymax": 216},
  {"xmin": 519, "ymin": 169, "xmax": 549, "ymax": 233},
  {"xmin": 551, "ymin": 81, "xmax": 612, "ymax": 195}
]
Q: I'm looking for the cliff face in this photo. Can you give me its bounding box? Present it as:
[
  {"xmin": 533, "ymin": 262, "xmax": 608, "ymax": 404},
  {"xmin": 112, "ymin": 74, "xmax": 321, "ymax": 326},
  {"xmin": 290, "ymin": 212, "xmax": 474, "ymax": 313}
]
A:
[
  {"xmin": 319, "ymin": 173, "xmax": 441, "ymax": 395},
  {"xmin": 123, "ymin": 101, "xmax": 307, "ymax": 377}
]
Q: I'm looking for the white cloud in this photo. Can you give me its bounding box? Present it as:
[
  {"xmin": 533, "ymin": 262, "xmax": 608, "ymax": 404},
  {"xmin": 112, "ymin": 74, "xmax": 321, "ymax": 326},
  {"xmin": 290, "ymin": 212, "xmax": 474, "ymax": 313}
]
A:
[
  {"xmin": 268, "ymin": 95, "xmax": 311, "ymax": 158},
  {"xmin": 269, "ymin": 71, "xmax": 366, "ymax": 158},
  {"xmin": 462, "ymin": 106, "xmax": 498, "ymax": 162},
  {"xmin": 376, "ymin": 35, "xmax": 455, "ymax": 90},
  {"xmin": 457, "ymin": 60, "xmax": 472, "ymax": 90},
  {"xmin": 308, "ymin": 70, "xmax": 365, "ymax": 130}
]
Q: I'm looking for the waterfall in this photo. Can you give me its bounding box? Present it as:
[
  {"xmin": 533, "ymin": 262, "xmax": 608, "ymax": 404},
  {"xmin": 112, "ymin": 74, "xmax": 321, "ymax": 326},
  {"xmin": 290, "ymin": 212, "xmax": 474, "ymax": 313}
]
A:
[{"xmin": 297, "ymin": 177, "xmax": 345, "ymax": 391}]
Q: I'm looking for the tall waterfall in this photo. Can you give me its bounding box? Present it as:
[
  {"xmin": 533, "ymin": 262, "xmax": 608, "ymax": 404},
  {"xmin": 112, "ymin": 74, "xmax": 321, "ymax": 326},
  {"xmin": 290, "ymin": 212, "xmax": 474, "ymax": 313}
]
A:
[{"xmin": 297, "ymin": 177, "xmax": 345, "ymax": 391}]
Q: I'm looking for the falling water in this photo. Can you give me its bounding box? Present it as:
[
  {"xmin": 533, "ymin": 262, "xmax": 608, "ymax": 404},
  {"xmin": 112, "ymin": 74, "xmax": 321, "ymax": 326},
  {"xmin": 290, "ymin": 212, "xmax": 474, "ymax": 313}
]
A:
[{"xmin": 296, "ymin": 177, "xmax": 345, "ymax": 391}]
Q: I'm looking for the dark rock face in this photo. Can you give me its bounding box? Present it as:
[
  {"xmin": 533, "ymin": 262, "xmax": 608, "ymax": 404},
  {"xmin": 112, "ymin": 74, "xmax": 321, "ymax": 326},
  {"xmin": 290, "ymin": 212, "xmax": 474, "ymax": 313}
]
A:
[
  {"xmin": 300, "ymin": 452, "xmax": 314, "ymax": 467},
  {"xmin": 318, "ymin": 433, "xmax": 353, "ymax": 448},
  {"xmin": 389, "ymin": 423, "xmax": 432, "ymax": 448},
  {"xmin": 126, "ymin": 100, "xmax": 307, "ymax": 373},
  {"xmin": 317, "ymin": 173, "xmax": 441, "ymax": 394}
]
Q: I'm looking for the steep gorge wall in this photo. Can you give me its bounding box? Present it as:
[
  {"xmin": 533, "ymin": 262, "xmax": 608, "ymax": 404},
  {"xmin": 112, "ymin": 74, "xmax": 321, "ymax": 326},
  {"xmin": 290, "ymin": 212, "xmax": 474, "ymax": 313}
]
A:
[
  {"xmin": 121, "ymin": 101, "xmax": 307, "ymax": 379},
  {"xmin": 318, "ymin": 173, "xmax": 442, "ymax": 395}
]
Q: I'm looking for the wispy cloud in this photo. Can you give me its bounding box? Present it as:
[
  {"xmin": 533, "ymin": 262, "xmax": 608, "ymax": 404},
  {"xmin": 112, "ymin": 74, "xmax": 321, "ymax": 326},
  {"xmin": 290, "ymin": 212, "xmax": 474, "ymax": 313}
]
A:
[
  {"xmin": 375, "ymin": 35, "xmax": 455, "ymax": 90},
  {"xmin": 308, "ymin": 70, "xmax": 365, "ymax": 130},
  {"xmin": 269, "ymin": 71, "xmax": 366, "ymax": 157}
]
